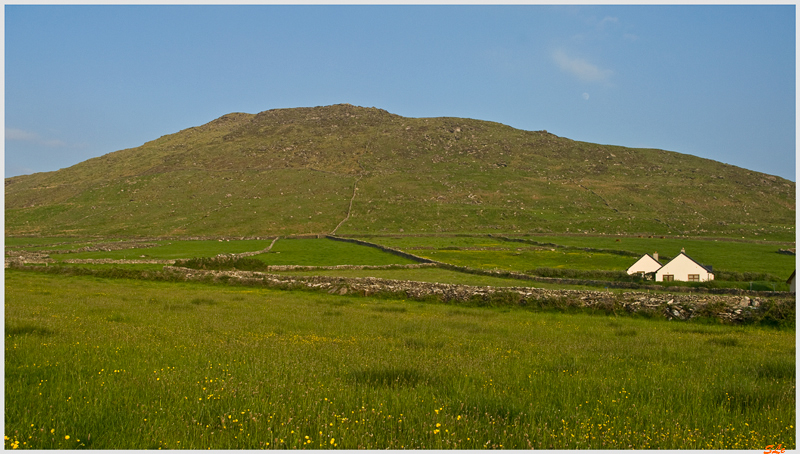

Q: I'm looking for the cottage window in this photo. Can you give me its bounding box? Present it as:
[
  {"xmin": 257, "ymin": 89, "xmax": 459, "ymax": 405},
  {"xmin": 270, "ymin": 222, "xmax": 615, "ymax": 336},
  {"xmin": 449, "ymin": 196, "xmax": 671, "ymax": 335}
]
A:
[
  {"xmin": 688, "ymin": 274, "xmax": 700, "ymax": 282},
  {"xmin": 663, "ymin": 275, "xmax": 674, "ymax": 282}
]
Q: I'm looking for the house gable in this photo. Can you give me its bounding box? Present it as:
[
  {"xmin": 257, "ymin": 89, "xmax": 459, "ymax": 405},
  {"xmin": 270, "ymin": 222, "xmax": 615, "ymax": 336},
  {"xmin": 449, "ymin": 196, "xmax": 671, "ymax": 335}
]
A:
[
  {"xmin": 626, "ymin": 254, "xmax": 662, "ymax": 275},
  {"xmin": 655, "ymin": 252, "xmax": 714, "ymax": 282}
]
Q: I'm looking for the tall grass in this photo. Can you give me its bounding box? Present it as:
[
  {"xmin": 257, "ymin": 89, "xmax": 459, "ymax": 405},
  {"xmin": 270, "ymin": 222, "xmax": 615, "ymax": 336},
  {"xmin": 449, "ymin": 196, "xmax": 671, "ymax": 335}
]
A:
[{"xmin": 5, "ymin": 271, "xmax": 794, "ymax": 449}]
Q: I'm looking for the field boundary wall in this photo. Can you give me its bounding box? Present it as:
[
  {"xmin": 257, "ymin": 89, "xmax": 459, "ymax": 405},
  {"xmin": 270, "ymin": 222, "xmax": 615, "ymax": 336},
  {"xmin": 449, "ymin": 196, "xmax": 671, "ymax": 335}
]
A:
[
  {"xmin": 325, "ymin": 235, "xmax": 436, "ymax": 264},
  {"xmin": 159, "ymin": 266, "xmax": 794, "ymax": 324}
]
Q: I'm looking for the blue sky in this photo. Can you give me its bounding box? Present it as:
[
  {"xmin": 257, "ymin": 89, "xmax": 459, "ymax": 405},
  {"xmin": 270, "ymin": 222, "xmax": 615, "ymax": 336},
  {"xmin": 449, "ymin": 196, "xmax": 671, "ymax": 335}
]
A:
[{"xmin": 5, "ymin": 5, "xmax": 796, "ymax": 181}]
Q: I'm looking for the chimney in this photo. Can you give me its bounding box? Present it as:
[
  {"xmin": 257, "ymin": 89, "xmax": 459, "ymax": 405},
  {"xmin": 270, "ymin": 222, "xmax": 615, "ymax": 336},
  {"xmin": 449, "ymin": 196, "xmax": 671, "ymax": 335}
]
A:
[
  {"xmin": 653, "ymin": 252, "xmax": 659, "ymax": 262},
  {"xmin": 681, "ymin": 247, "xmax": 685, "ymax": 254}
]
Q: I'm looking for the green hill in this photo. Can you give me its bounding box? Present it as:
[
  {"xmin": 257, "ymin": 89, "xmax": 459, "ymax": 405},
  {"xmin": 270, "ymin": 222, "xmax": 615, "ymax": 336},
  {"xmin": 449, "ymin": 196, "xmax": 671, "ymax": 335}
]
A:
[{"xmin": 5, "ymin": 104, "xmax": 795, "ymax": 240}]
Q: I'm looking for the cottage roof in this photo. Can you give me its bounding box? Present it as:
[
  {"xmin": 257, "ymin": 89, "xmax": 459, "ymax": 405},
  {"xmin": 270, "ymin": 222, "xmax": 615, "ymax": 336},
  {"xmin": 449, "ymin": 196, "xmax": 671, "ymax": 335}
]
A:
[
  {"xmin": 646, "ymin": 253, "xmax": 662, "ymax": 265},
  {"xmin": 670, "ymin": 252, "xmax": 713, "ymax": 273},
  {"xmin": 626, "ymin": 253, "xmax": 662, "ymax": 273}
]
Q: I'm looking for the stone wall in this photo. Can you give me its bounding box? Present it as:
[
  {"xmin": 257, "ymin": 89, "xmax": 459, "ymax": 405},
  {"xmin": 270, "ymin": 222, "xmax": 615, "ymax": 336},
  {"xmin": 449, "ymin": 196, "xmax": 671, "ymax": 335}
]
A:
[
  {"xmin": 162, "ymin": 266, "xmax": 794, "ymax": 323},
  {"xmin": 63, "ymin": 258, "xmax": 175, "ymax": 265},
  {"xmin": 262, "ymin": 263, "xmax": 438, "ymax": 271},
  {"xmin": 325, "ymin": 235, "xmax": 436, "ymax": 263},
  {"xmin": 5, "ymin": 242, "xmax": 160, "ymax": 256}
]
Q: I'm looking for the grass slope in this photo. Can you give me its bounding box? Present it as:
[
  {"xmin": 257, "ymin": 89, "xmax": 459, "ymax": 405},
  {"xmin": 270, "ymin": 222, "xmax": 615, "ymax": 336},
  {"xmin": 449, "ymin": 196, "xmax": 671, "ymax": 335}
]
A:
[{"xmin": 5, "ymin": 104, "xmax": 795, "ymax": 240}]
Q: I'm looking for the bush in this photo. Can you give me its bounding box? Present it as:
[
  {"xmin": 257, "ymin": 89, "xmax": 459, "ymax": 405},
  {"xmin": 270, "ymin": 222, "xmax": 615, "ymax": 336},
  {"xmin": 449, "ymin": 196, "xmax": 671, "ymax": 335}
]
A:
[
  {"xmin": 526, "ymin": 267, "xmax": 634, "ymax": 282},
  {"xmin": 714, "ymin": 270, "xmax": 783, "ymax": 282},
  {"xmin": 745, "ymin": 299, "xmax": 796, "ymax": 328}
]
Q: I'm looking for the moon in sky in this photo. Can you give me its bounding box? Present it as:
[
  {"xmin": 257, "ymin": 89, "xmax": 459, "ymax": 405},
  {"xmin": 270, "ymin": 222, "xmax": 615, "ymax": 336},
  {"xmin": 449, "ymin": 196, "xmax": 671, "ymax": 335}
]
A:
[{"xmin": 582, "ymin": 93, "xmax": 590, "ymax": 100}]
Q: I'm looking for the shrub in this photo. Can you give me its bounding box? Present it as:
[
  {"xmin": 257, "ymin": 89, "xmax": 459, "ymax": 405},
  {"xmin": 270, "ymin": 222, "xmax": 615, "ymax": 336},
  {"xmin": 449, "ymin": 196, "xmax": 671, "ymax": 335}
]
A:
[
  {"xmin": 526, "ymin": 267, "xmax": 634, "ymax": 282},
  {"xmin": 714, "ymin": 270, "xmax": 783, "ymax": 282},
  {"xmin": 746, "ymin": 299, "xmax": 796, "ymax": 328}
]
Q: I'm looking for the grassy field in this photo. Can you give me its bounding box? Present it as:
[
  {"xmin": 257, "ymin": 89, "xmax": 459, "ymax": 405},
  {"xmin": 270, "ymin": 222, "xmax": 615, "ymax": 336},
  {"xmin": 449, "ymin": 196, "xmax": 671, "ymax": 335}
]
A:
[
  {"xmin": 14, "ymin": 235, "xmax": 795, "ymax": 279},
  {"xmin": 5, "ymin": 270, "xmax": 795, "ymax": 450},
  {"xmin": 525, "ymin": 235, "xmax": 796, "ymax": 277},
  {"xmin": 361, "ymin": 234, "xmax": 796, "ymax": 279},
  {"xmin": 417, "ymin": 249, "xmax": 633, "ymax": 273},
  {"xmin": 45, "ymin": 238, "xmax": 419, "ymax": 268},
  {"xmin": 10, "ymin": 234, "xmax": 795, "ymax": 292},
  {"xmin": 254, "ymin": 238, "xmax": 417, "ymax": 267}
]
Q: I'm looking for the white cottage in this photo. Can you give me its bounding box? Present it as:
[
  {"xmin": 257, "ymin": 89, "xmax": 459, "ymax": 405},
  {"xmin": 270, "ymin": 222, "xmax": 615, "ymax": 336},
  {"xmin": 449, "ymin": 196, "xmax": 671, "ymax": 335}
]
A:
[
  {"xmin": 626, "ymin": 252, "xmax": 662, "ymax": 276},
  {"xmin": 654, "ymin": 249, "xmax": 714, "ymax": 282}
]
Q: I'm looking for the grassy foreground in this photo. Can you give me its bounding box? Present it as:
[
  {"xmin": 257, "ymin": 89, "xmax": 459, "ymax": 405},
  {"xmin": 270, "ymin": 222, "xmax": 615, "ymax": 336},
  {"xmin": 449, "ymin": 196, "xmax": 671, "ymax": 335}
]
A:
[{"xmin": 5, "ymin": 270, "xmax": 795, "ymax": 450}]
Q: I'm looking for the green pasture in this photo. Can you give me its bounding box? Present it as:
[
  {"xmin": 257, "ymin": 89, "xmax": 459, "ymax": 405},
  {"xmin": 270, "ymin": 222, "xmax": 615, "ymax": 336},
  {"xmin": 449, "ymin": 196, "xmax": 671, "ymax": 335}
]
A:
[
  {"xmin": 363, "ymin": 234, "xmax": 796, "ymax": 278},
  {"xmin": 418, "ymin": 249, "xmax": 633, "ymax": 273},
  {"xmin": 5, "ymin": 271, "xmax": 794, "ymax": 450},
  {"xmin": 7, "ymin": 234, "xmax": 796, "ymax": 291},
  {"xmin": 528, "ymin": 235, "xmax": 796, "ymax": 277},
  {"xmin": 252, "ymin": 238, "xmax": 418, "ymax": 267},
  {"xmin": 13, "ymin": 234, "xmax": 796, "ymax": 280},
  {"xmin": 39, "ymin": 238, "xmax": 418, "ymax": 267}
]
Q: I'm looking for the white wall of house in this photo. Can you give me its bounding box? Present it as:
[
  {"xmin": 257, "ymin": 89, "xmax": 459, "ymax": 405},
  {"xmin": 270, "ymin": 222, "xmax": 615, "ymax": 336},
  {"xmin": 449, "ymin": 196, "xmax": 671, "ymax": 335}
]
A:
[
  {"xmin": 626, "ymin": 254, "xmax": 662, "ymax": 275},
  {"xmin": 655, "ymin": 253, "xmax": 714, "ymax": 282}
]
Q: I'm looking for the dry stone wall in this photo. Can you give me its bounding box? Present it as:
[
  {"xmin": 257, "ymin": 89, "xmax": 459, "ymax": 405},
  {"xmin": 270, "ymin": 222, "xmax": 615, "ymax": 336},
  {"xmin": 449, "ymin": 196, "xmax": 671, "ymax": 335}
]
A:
[
  {"xmin": 163, "ymin": 266, "xmax": 794, "ymax": 323},
  {"xmin": 261, "ymin": 263, "xmax": 438, "ymax": 271},
  {"xmin": 325, "ymin": 235, "xmax": 436, "ymax": 263},
  {"xmin": 5, "ymin": 255, "xmax": 174, "ymax": 267},
  {"xmin": 63, "ymin": 258, "xmax": 175, "ymax": 265}
]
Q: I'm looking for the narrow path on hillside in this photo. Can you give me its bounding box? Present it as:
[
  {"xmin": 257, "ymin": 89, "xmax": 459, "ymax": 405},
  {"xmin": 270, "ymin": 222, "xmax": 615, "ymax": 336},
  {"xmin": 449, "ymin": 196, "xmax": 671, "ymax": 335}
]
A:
[
  {"xmin": 222, "ymin": 236, "xmax": 281, "ymax": 259},
  {"xmin": 331, "ymin": 175, "xmax": 362, "ymax": 235},
  {"xmin": 578, "ymin": 183, "xmax": 619, "ymax": 213}
]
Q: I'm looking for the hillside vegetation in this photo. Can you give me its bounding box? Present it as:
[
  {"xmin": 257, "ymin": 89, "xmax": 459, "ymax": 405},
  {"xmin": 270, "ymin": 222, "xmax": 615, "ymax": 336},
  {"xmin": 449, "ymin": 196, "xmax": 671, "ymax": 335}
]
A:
[{"xmin": 5, "ymin": 104, "xmax": 794, "ymax": 239}]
